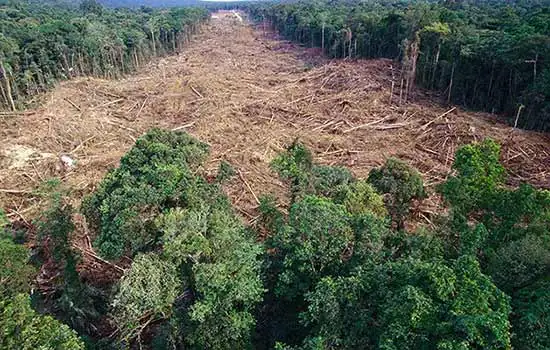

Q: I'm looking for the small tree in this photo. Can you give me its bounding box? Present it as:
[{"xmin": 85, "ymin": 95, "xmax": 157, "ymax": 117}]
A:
[
  {"xmin": 440, "ymin": 138, "xmax": 505, "ymax": 214},
  {"xmin": 368, "ymin": 158, "xmax": 425, "ymax": 229}
]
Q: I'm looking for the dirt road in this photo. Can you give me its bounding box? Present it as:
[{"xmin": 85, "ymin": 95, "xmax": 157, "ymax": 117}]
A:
[{"xmin": 1, "ymin": 11, "xmax": 549, "ymax": 223}]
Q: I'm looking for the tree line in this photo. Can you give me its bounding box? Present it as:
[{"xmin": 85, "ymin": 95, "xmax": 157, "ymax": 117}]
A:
[
  {"xmin": 245, "ymin": 0, "xmax": 550, "ymax": 131},
  {"xmin": 1, "ymin": 128, "xmax": 549, "ymax": 349},
  {"xmin": 0, "ymin": 0, "xmax": 208, "ymax": 111}
]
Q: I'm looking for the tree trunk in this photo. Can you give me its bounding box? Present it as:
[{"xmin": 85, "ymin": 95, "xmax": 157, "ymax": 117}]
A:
[
  {"xmin": 431, "ymin": 42, "xmax": 440, "ymax": 88},
  {"xmin": 0, "ymin": 72, "xmax": 8, "ymax": 109},
  {"xmin": 321, "ymin": 23, "xmax": 325, "ymax": 52},
  {"xmin": 134, "ymin": 48, "xmax": 139, "ymax": 69},
  {"xmin": 487, "ymin": 60, "xmax": 495, "ymax": 108},
  {"xmin": 120, "ymin": 50, "xmax": 125, "ymax": 74},
  {"xmin": 447, "ymin": 62, "xmax": 455, "ymax": 104},
  {"xmin": 0, "ymin": 61, "xmax": 16, "ymax": 111},
  {"xmin": 172, "ymin": 31, "xmax": 176, "ymax": 52},
  {"xmin": 151, "ymin": 30, "xmax": 156, "ymax": 57},
  {"xmin": 407, "ymin": 31, "xmax": 420, "ymax": 93}
]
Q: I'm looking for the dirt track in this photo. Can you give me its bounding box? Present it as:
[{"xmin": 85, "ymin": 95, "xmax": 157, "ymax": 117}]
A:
[{"xmin": 1, "ymin": 11, "xmax": 549, "ymax": 225}]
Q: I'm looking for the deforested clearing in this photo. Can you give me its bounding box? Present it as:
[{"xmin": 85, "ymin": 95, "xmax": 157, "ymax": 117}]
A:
[{"xmin": 1, "ymin": 11, "xmax": 549, "ymax": 224}]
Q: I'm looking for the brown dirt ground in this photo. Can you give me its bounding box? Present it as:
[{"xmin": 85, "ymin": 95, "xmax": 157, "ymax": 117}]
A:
[{"xmin": 1, "ymin": 11, "xmax": 549, "ymax": 234}]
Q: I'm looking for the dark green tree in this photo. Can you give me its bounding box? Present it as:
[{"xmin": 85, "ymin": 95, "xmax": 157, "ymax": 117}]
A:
[{"xmin": 368, "ymin": 158, "xmax": 425, "ymax": 229}]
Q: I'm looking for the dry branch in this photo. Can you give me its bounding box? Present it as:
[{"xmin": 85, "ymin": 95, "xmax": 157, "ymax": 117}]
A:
[
  {"xmin": 343, "ymin": 115, "xmax": 393, "ymax": 133},
  {"xmin": 0, "ymin": 188, "xmax": 33, "ymax": 194},
  {"xmin": 421, "ymin": 107, "xmax": 456, "ymax": 130},
  {"xmin": 73, "ymin": 244, "xmax": 125, "ymax": 273},
  {"xmin": 172, "ymin": 122, "xmax": 196, "ymax": 131},
  {"xmin": 238, "ymin": 169, "xmax": 260, "ymax": 205},
  {"xmin": 190, "ymin": 86, "xmax": 204, "ymax": 98},
  {"xmin": 64, "ymin": 98, "xmax": 82, "ymax": 111}
]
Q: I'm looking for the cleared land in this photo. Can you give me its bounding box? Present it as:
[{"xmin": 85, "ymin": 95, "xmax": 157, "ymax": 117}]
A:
[{"xmin": 1, "ymin": 11, "xmax": 549, "ymax": 229}]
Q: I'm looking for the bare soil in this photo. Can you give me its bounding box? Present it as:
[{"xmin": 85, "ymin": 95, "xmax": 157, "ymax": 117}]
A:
[{"xmin": 1, "ymin": 11, "xmax": 549, "ymax": 231}]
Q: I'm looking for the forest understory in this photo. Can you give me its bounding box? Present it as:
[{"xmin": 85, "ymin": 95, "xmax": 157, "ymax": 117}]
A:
[{"xmin": 1, "ymin": 10, "xmax": 549, "ymax": 236}]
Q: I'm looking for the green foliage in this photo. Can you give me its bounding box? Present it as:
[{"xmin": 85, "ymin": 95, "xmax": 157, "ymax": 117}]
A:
[
  {"xmin": 156, "ymin": 206, "xmax": 212, "ymax": 265},
  {"xmin": 0, "ymin": 294, "xmax": 84, "ymax": 350},
  {"xmin": 310, "ymin": 165, "xmax": 354, "ymax": 199},
  {"xmin": 272, "ymin": 141, "xmax": 314, "ymax": 200},
  {"xmin": 274, "ymin": 196, "xmax": 355, "ymax": 300},
  {"xmin": 334, "ymin": 180, "xmax": 387, "ymax": 218},
  {"xmin": 439, "ymin": 141, "xmax": 549, "ymax": 249},
  {"xmin": 112, "ymin": 253, "xmax": 181, "ymax": 341},
  {"xmin": 303, "ymin": 255, "xmax": 511, "ymax": 350},
  {"xmin": 486, "ymin": 235, "xmax": 550, "ymax": 293},
  {"xmin": 438, "ymin": 139, "xmax": 550, "ymax": 349},
  {"xmin": 80, "ymin": 0, "xmax": 103, "ymax": 15},
  {"xmin": 82, "ymin": 128, "xmax": 210, "ymax": 259},
  {"xmin": 258, "ymin": 195, "xmax": 286, "ymax": 234},
  {"xmin": 0, "ymin": 239, "xmax": 36, "ymax": 300},
  {"xmin": 368, "ymin": 158, "xmax": 425, "ymax": 229},
  {"xmin": 262, "ymin": 143, "xmax": 393, "ymax": 347},
  {"xmin": 187, "ymin": 239, "xmax": 263, "ymax": 349},
  {"xmin": 81, "ymin": 129, "xmax": 263, "ymax": 348},
  {"xmin": 154, "ymin": 199, "xmax": 264, "ymax": 349},
  {"xmin": 37, "ymin": 199, "xmax": 75, "ymax": 263},
  {"xmin": 511, "ymin": 280, "xmax": 550, "ymax": 350},
  {"xmin": 272, "ymin": 142, "xmax": 380, "ymax": 211},
  {"xmin": 441, "ymin": 139, "xmax": 505, "ymax": 214},
  {"xmin": 0, "ymin": 209, "xmax": 8, "ymax": 240},
  {"xmin": 459, "ymin": 223, "xmax": 488, "ymax": 256},
  {"xmin": 215, "ymin": 160, "xmax": 236, "ymax": 183}
]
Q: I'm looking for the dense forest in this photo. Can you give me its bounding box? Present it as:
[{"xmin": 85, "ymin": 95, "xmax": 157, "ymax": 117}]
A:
[
  {"xmin": 2, "ymin": 0, "xmax": 550, "ymax": 349},
  {"xmin": 246, "ymin": 0, "xmax": 550, "ymax": 131},
  {"xmin": 0, "ymin": 0, "xmax": 208, "ymax": 110},
  {"xmin": 2, "ymin": 128, "xmax": 550, "ymax": 349}
]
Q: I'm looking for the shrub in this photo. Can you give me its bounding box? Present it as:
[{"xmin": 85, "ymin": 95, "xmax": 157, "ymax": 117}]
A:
[
  {"xmin": 215, "ymin": 161, "xmax": 236, "ymax": 183},
  {"xmin": 368, "ymin": 158, "xmax": 425, "ymax": 229},
  {"xmin": 271, "ymin": 141, "xmax": 314, "ymax": 201},
  {"xmin": 271, "ymin": 142, "xmax": 354, "ymax": 201}
]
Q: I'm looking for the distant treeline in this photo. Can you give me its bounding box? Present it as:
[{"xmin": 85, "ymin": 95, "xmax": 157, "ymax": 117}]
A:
[
  {"xmin": 246, "ymin": 0, "xmax": 550, "ymax": 131},
  {"xmin": 0, "ymin": 0, "xmax": 208, "ymax": 110},
  {"xmin": 98, "ymin": 0, "xmax": 204, "ymax": 9}
]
